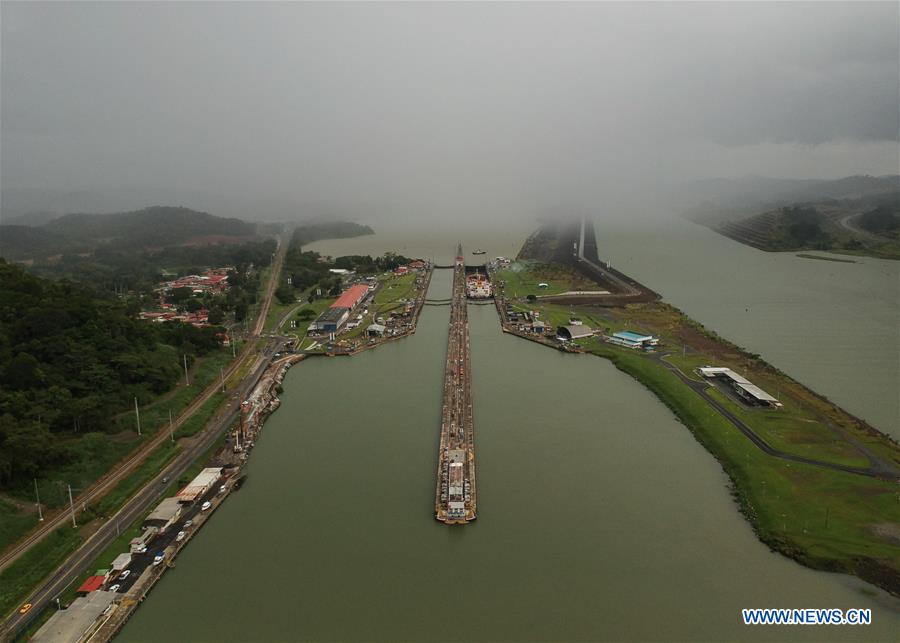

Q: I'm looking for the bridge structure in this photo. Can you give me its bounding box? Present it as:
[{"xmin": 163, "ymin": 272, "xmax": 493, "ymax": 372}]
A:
[{"xmin": 434, "ymin": 243, "xmax": 477, "ymax": 524}]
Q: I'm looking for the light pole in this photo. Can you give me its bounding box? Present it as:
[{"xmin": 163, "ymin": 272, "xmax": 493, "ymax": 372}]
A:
[
  {"xmin": 134, "ymin": 397, "xmax": 141, "ymax": 436},
  {"xmin": 67, "ymin": 484, "xmax": 77, "ymax": 528},
  {"xmin": 183, "ymin": 354, "xmax": 191, "ymax": 386},
  {"xmin": 34, "ymin": 478, "xmax": 43, "ymax": 521}
]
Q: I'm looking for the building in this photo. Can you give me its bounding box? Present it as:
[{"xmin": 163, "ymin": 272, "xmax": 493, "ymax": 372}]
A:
[
  {"xmin": 110, "ymin": 553, "xmax": 131, "ymax": 573},
  {"xmin": 144, "ymin": 497, "xmax": 182, "ymax": 532},
  {"xmin": 75, "ymin": 576, "xmax": 106, "ymax": 595},
  {"xmin": 176, "ymin": 467, "xmax": 222, "ymax": 503},
  {"xmin": 699, "ymin": 367, "xmax": 781, "ymax": 407},
  {"xmin": 367, "ymin": 323, "xmax": 386, "ymax": 337},
  {"xmin": 332, "ymin": 284, "xmax": 370, "ymax": 310},
  {"xmin": 32, "ymin": 591, "xmax": 118, "ymax": 643},
  {"xmin": 309, "ymin": 284, "xmax": 370, "ymax": 333},
  {"xmin": 129, "ymin": 526, "xmax": 158, "ymax": 553},
  {"xmin": 309, "ymin": 307, "xmax": 350, "ymax": 333},
  {"xmin": 608, "ymin": 330, "xmax": 659, "ymax": 351},
  {"xmin": 531, "ymin": 320, "xmax": 546, "ymax": 334},
  {"xmin": 557, "ymin": 325, "xmax": 593, "ymax": 340}
]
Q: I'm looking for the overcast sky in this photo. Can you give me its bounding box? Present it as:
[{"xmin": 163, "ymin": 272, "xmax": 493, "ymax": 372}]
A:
[{"xmin": 2, "ymin": 1, "xmax": 898, "ymax": 222}]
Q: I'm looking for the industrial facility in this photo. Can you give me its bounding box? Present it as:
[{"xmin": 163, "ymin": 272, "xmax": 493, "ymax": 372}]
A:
[
  {"xmin": 607, "ymin": 330, "xmax": 659, "ymax": 351},
  {"xmin": 309, "ymin": 283, "xmax": 370, "ymax": 332},
  {"xmin": 557, "ymin": 324, "xmax": 594, "ymax": 340},
  {"xmin": 699, "ymin": 367, "xmax": 782, "ymax": 407}
]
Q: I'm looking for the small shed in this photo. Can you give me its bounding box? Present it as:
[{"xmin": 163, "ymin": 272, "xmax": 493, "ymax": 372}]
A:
[
  {"xmin": 367, "ymin": 323, "xmax": 386, "ymax": 337},
  {"xmin": 110, "ymin": 553, "xmax": 132, "ymax": 572},
  {"xmin": 76, "ymin": 576, "xmax": 105, "ymax": 595}
]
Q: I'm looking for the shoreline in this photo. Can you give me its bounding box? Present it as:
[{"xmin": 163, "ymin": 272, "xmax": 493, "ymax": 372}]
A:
[{"xmin": 487, "ymin": 261, "xmax": 900, "ymax": 597}]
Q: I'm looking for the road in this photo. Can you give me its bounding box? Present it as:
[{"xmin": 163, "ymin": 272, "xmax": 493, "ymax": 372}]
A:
[
  {"xmin": 838, "ymin": 212, "xmax": 878, "ymax": 240},
  {"xmin": 1, "ymin": 235, "xmax": 288, "ymax": 640}
]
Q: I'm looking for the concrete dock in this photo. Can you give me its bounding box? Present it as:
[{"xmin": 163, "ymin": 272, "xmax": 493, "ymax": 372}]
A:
[{"xmin": 435, "ymin": 244, "xmax": 477, "ymax": 524}]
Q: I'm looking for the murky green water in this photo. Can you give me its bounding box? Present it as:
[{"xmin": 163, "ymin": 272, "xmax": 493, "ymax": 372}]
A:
[{"xmin": 121, "ymin": 257, "xmax": 899, "ymax": 642}]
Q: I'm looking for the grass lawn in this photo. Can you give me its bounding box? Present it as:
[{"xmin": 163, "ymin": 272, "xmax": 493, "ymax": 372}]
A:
[
  {"xmin": 0, "ymin": 527, "xmax": 83, "ymax": 618},
  {"xmin": 495, "ymin": 261, "xmax": 596, "ymax": 298},
  {"xmin": 0, "ymin": 499, "xmax": 37, "ymax": 555}
]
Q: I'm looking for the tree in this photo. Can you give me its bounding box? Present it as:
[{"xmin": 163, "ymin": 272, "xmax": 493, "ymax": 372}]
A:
[{"xmin": 275, "ymin": 285, "xmax": 296, "ymax": 305}]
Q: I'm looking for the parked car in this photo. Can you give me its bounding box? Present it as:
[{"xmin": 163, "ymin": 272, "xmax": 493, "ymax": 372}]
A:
[
  {"xmin": 201, "ymin": 501, "xmax": 211, "ymax": 511},
  {"xmin": 152, "ymin": 552, "xmax": 165, "ymax": 566},
  {"xmin": 184, "ymin": 519, "xmax": 193, "ymax": 528},
  {"xmin": 119, "ymin": 570, "xmax": 131, "ymax": 580},
  {"xmin": 109, "ymin": 584, "xmax": 121, "ymax": 593},
  {"xmin": 176, "ymin": 531, "xmax": 186, "ymax": 542},
  {"xmin": 219, "ymin": 485, "xmax": 226, "ymax": 494}
]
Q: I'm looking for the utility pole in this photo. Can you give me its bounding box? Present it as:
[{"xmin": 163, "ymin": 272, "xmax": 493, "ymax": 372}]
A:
[
  {"xmin": 220, "ymin": 367, "xmax": 226, "ymax": 392},
  {"xmin": 183, "ymin": 354, "xmax": 190, "ymax": 386},
  {"xmin": 134, "ymin": 397, "xmax": 141, "ymax": 436},
  {"xmin": 231, "ymin": 339, "xmax": 236, "ymax": 358},
  {"xmin": 168, "ymin": 410, "xmax": 175, "ymax": 443},
  {"xmin": 67, "ymin": 484, "xmax": 77, "ymax": 528},
  {"xmin": 34, "ymin": 479, "xmax": 43, "ymax": 521}
]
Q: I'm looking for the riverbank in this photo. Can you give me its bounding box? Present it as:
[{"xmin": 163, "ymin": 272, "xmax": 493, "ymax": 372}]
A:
[
  {"xmin": 489, "ymin": 259, "xmax": 900, "ymax": 596},
  {"xmin": 65, "ymin": 270, "xmax": 435, "ymax": 639}
]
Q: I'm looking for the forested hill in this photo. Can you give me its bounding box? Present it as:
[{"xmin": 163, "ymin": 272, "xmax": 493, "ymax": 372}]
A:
[
  {"xmin": 290, "ymin": 221, "xmax": 373, "ymax": 248},
  {"xmin": 1, "ymin": 206, "xmax": 259, "ymax": 260},
  {"xmin": 0, "ymin": 260, "xmax": 222, "ymax": 489}
]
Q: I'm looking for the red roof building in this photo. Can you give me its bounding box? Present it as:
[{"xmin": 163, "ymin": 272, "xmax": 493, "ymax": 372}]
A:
[
  {"xmin": 330, "ymin": 284, "xmax": 369, "ymax": 310},
  {"xmin": 77, "ymin": 576, "xmax": 106, "ymax": 594}
]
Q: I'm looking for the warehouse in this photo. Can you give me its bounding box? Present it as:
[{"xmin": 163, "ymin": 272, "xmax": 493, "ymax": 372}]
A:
[
  {"xmin": 110, "ymin": 553, "xmax": 132, "ymax": 573},
  {"xmin": 32, "ymin": 590, "xmax": 118, "ymax": 643},
  {"xmin": 557, "ymin": 324, "xmax": 593, "ymax": 340},
  {"xmin": 331, "ymin": 283, "xmax": 370, "ymax": 311},
  {"xmin": 367, "ymin": 323, "xmax": 386, "ymax": 337},
  {"xmin": 144, "ymin": 497, "xmax": 183, "ymax": 531},
  {"xmin": 699, "ymin": 367, "xmax": 781, "ymax": 407},
  {"xmin": 309, "ymin": 307, "xmax": 350, "ymax": 332},
  {"xmin": 176, "ymin": 467, "xmax": 222, "ymax": 503},
  {"xmin": 608, "ymin": 330, "xmax": 659, "ymax": 351}
]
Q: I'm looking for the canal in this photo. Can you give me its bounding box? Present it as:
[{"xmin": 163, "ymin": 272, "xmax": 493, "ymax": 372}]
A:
[{"xmin": 120, "ymin": 248, "xmax": 899, "ymax": 641}]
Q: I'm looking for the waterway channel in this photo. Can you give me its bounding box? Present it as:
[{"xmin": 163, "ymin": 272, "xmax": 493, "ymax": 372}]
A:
[{"xmin": 120, "ymin": 248, "xmax": 899, "ymax": 641}]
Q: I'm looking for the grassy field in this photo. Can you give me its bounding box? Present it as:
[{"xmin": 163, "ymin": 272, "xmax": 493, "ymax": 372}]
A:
[
  {"xmin": 495, "ymin": 262, "xmax": 598, "ymax": 298},
  {"xmin": 0, "ymin": 526, "xmax": 84, "ymax": 618},
  {"xmin": 0, "ymin": 499, "xmax": 36, "ymax": 557}
]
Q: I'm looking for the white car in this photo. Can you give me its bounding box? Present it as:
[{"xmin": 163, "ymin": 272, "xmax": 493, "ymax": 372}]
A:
[
  {"xmin": 175, "ymin": 531, "xmax": 186, "ymax": 542},
  {"xmin": 109, "ymin": 584, "xmax": 121, "ymax": 592},
  {"xmin": 201, "ymin": 501, "xmax": 211, "ymax": 511},
  {"xmin": 119, "ymin": 570, "xmax": 131, "ymax": 580},
  {"xmin": 184, "ymin": 519, "xmax": 193, "ymax": 528}
]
